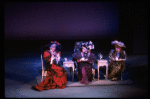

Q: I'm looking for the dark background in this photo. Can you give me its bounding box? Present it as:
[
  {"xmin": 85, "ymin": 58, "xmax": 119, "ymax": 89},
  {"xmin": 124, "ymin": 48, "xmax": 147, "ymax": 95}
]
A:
[
  {"xmin": 4, "ymin": 2, "xmax": 148, "ymax": 98},
  {"xmin": 4, "ymin": 2, "xmax": 147, "ymax": 57}
]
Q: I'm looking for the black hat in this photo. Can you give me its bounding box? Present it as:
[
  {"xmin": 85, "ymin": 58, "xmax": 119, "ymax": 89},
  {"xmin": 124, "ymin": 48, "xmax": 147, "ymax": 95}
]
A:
[{"xmin": 81, "ymin": 42, "xmax": 88, "ymax": 49}]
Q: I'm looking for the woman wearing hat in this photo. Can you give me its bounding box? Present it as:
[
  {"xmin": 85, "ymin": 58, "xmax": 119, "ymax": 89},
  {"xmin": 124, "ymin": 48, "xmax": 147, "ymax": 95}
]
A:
[
  {"xmin": 74, "ymin": 41, "xmax": 82, "ymax": 53},
  {"xmin": 32, "ymin": 41, "xmax": 67, "ymax": 92},
  {"xmin": 108, "ymin": 40, "xmax": 127, "ymax": 81},
  {"xmin": 72, "ymin": 41, "xmax": 96, "ymax": 84}
]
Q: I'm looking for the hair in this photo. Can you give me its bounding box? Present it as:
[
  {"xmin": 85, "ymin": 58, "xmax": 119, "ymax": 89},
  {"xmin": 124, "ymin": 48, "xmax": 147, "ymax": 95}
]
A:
[{"xmin": 50, "ymin": 44, "xmax": 57, "ymax": 49}]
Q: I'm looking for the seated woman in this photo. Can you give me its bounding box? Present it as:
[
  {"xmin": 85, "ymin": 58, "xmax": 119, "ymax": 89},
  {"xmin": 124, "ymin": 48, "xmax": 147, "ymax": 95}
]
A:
[
  {"xmin": 108, "ymin": 40, "xmax": 127, "ymax": 81},
  {"xmin": 72, "ymin": 41, "xmax": 96, "ymax": 84},
  {"xmin": 32, "ymin": 41, "xmax": 67, "ymax": 92},
  {"xmin": 74, "ymin": 41, "xmax": 82, "ymax": 53}
]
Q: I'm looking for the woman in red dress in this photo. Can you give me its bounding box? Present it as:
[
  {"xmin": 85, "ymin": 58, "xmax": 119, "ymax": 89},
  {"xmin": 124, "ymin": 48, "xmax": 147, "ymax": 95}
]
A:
[{"xmin": 32, "ymin": 41, "xmax": 67, "ymax": 92}]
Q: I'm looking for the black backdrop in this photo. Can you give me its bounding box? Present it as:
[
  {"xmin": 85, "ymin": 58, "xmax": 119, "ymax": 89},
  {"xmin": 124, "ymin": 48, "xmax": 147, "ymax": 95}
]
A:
[{"xmin": 4, "ymin": 2, "xmax": 147, "ymax": 57}]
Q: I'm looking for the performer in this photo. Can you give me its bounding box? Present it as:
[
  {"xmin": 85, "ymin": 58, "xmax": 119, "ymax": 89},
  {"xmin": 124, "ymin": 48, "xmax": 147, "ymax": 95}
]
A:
[
  {"xmin": 74, "ymin": 41, "xmax": 82, "ymax": 53},
  {"xmin": 72, "ymin": 41, "xmax": 96, "ymax": 84},
  {"xmin": 108, "ymin": 40, "xmax": 127, "ymax": 81},
  {"xmin": 32, "ymin": 41, "xmax": 67, "ymax": 92}
]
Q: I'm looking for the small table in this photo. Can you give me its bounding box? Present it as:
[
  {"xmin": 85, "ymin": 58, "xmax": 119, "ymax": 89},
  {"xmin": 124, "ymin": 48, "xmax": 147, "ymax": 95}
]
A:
[
  {"xmin": 63, "ymin": 61, "xmax": 75, "ymax": 81},
  {"xmin": 97, "ymin": 59, "xmax": 108, "ymax": 80}
]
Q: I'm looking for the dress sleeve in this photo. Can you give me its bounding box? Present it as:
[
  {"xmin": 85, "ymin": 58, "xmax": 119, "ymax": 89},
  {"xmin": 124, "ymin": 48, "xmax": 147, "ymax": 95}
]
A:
[
  {"xmin": 72, "ymin": 52, "xmax": 82, "ymax": 63},
  {"xmin": 122, "ymin": 50, "xmax": 127, "ymax": 60},
  {"xmin": 88, "ymin": 53, "xmax": 96, "ymax": 64},
  {"xmin": 43, "ymin": 51, "xmax": 51, "ymax": 62},
  {"xmin": 109, "ymin": 49, "xmax": 114, "ymax": 62},
  {"xmin": 72, "ymin": 53, "xmax": 78, "ymax": 59}
]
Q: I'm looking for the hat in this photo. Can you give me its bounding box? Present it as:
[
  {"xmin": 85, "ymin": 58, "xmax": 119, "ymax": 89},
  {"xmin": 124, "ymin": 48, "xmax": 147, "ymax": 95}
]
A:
[
  {"xmin": 81, "ymin": 42, "xmax": 88, "ymax": 48},
  {"xmin": 81, "ymin": 41, "xmax": 95, "ymax": 50},
  {"xmin": 87, "ymin": 41, "xmax": 94, "ymax": 50},
  {"xmin": 50, "ymin": 43, "xmax": 57, "ymax": 48},
  {"xmin": 40, "ymin": 41, "xmax": 61, "ymax": 54},
  {"xmin": 111, "ymin": 40, "xmax": 126, "ymax": 48},
  {"xmin": 49, "ymin": 41, "xmax": 61, "ymax": 52}
]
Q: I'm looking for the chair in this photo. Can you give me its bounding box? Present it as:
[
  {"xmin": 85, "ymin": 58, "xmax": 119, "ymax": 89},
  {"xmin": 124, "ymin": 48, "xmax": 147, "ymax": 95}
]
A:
[{"xmin": 41, "ymin": 54, "xmax": 47, "ymax": 81}]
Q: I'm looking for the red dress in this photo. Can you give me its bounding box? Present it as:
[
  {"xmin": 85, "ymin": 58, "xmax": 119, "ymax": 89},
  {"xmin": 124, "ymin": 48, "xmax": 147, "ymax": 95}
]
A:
[{"xmin": 35, "ymin": 50, "xmax": 67, "ymax": 92}]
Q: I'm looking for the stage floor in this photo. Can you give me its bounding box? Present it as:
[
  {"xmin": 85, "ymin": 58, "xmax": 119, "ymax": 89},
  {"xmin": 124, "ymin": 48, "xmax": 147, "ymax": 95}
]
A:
[
  {"xmin": 36, "ymin": 75, "xmax": 133, "ymax": 87},
  {"xmin": 5, "ymin": 53, "xmax": 148, "ymax": 98}
]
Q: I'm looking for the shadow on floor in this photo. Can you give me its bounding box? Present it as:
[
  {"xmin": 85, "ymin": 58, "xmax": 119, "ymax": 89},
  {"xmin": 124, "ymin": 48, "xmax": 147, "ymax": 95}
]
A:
[
  {"xmin": 5, "ymin": 72, "xmax": 37, "ymax": 84},
  {"xmin": 127, "ymin": 65, "xmax": 148, "ymax": 89}
]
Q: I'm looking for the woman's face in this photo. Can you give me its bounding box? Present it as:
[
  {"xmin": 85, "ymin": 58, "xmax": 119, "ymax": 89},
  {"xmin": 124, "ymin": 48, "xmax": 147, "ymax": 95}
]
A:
[
  {"xmin": 115, "ymin": 45, "xmax": 121, "ymax": 52},
  {"xmin": 51, "ymin": 47, "xmax": 56, "ymax": 52},
  {"xmin": 82, "ymin": 46, "xmax": 88, "ymax": 53}
]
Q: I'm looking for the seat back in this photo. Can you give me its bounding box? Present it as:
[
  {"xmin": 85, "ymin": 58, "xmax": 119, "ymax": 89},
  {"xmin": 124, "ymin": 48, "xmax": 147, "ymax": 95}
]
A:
[{"xmin": 41, "ymin": 54, "xmax": 47, "ymax": 81}]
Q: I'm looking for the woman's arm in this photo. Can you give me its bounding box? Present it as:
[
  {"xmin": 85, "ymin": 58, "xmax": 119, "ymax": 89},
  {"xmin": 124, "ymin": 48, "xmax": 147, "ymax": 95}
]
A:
[
  {"xmin": 86, "ymin": 53, "xmax": 96, "ymax": 64},
  {"xmin": 43, "ymin": 51, "xmax": 51, "ymax": 62},
  {"xmin": 56, "ymin": 51, "xmax": 61, "ymax": 64},
  {"xmin": 118, "ymin": 50, "xmax": 127, "ymax": 61},
  {"xmin": 109, "ymin": 49, "xmax": 115, "ymax": 62}
]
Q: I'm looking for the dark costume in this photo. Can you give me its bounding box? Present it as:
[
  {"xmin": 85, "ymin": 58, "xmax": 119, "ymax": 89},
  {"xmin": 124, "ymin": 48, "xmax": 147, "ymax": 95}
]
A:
[
  {"xmin": 74, "ymin": 41, "xmax": 82, "ymax": 53},
  {"xmin": 108, "ymin": 49, "xmax": 126, "ymax": 79},
  {"xmin": 72, "ymin": 52, "xmax": 96, "ymax": 82},
  {"xmin": 34, "ymin": 50, "xmax": 67, "ymax": 92}
]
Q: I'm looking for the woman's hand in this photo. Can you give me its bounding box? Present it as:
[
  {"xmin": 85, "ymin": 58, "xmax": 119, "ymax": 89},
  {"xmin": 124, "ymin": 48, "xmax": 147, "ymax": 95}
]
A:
[
  {"xmin": 118, "ymin": 58, "xmax": 122, "ymax": 61},
  {"xmin": 77, "ymin": 59, "xmax": 81, "ymax": 62},
  {"xmin": 118, "ymin": 59, "xmax": 126, "ymax": 61},
  {"xmin": 50, "ymin": 56, "xmax": 55, "ymax": 64},
  {"xmin": 111, "ymin": 58, "xmax": 115, "ymax": 61},
  {"xmin": 80, "ymin": 58, "xmax": 85, "ymax": 61},
  {"xmin": 80, "ymin": 58, "xmax": 88, "ymax": 61},
  {"xmin": 78, "ymin": 58, "xmax": 89, "ymax": 62},
  {"xmin": 84, "ymin": 59, "xmax": 88, "ymax": 61}
]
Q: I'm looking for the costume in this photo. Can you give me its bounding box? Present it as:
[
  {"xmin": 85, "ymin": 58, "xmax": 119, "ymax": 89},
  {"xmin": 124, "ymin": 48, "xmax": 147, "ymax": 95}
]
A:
[
  {"xmin": 72, "ymin": 41, "xmax": 96, "ymax": 84},
  {"xmin": 74, "ymin": 41, "xmax": 82, "ymax": 53},
  {"xmin": 108, "ymin": 40, "xmax": 127, "ymax": 80},
  {"xmin": 33, "ymin": 41, "xmax": 67, "ymax": 92}
]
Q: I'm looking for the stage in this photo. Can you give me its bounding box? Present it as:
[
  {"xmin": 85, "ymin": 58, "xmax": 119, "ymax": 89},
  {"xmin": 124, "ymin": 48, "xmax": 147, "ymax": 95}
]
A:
[
  {"xmin": 36, "ymin": 75, "xmax": 133, "ymax": 87},
  {"xmin": 5, "ymin": 52, "xmax": 148, "ymax": 98},
  {"xmin": 4, "ymin": 2, "xmax": 147, "ymax": 98}
]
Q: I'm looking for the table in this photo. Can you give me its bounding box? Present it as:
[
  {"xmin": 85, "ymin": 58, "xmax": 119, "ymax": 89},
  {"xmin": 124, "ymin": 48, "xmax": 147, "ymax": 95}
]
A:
[
  {"xmin": 97, "ymin": 59, "xmax": 108, "ymax": 80},
  {"xmin": 63, "ymin": 61, "xmax": 75, "ymax": 81}
]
